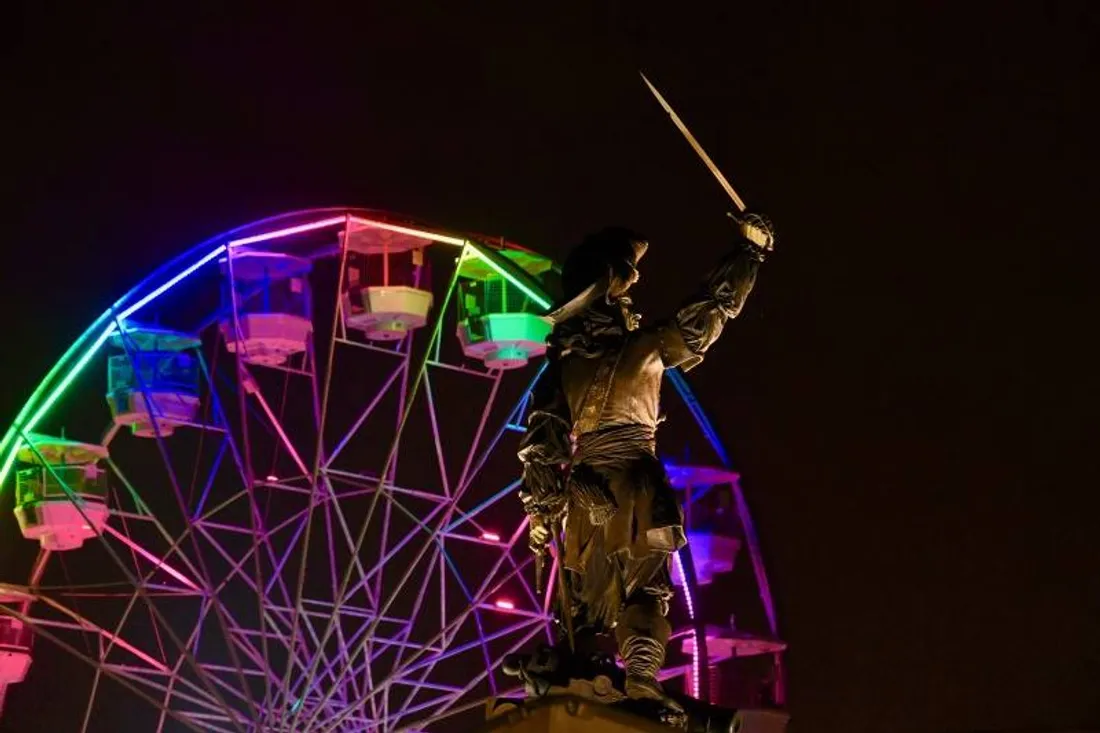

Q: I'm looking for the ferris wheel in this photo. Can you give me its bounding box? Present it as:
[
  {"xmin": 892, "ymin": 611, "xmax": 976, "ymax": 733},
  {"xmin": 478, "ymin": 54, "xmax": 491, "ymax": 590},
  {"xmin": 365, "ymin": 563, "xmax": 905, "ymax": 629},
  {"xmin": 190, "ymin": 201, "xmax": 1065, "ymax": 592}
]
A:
[{"xmin": 0, "ymin": 208, "xmax": 784, "ymax": 732}]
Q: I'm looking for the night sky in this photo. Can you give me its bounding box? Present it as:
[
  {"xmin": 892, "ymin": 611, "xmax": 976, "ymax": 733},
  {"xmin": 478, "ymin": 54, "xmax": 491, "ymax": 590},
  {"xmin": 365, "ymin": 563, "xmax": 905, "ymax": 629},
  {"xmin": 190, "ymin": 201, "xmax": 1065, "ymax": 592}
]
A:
[{"xmin": 4, "ymin": 3, "xmax": 1098, "ymax": 732}]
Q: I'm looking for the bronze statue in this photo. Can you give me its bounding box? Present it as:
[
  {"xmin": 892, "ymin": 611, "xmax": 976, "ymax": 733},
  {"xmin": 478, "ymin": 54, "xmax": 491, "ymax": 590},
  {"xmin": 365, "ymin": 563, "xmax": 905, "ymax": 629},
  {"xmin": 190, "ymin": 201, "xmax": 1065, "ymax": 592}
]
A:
[{"xmin": 503, "ymin": 213, "xmax": 774, "ymax": 727}]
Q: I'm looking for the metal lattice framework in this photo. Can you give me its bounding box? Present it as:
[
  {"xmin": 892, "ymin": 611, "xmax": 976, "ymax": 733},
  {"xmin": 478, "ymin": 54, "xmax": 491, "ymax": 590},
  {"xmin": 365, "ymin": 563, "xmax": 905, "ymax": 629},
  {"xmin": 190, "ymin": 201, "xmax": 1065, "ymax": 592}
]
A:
[{"xmin": 0, "ymin": 208, "xmax": 781, "ymax": 732}]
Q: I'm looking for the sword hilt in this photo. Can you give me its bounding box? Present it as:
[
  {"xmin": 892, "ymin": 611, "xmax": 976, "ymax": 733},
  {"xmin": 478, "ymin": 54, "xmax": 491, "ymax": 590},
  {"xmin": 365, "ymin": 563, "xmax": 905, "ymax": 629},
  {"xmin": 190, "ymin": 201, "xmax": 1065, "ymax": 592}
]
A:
[
  {"xmin": 728, "ymin": 211, "xmax": 776, "ymax": 252},
  {"xmin": 533, "ymin": 547, "xmax": 547, "ymax": 595}
]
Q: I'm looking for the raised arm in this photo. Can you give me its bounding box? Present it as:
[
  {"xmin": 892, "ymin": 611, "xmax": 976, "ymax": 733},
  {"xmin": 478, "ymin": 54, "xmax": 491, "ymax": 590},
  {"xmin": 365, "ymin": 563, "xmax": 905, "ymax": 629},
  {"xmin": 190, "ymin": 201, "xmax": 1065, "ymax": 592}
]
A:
[{"xmin": 659, "ymin": 215, "xmax": 774, "ymax": 372}]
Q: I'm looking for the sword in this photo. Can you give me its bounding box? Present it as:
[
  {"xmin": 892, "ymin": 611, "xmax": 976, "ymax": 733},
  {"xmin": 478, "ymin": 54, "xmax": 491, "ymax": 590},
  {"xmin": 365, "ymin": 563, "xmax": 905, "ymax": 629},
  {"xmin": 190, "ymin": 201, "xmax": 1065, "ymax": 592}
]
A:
[
  {"xmin": 640, "ymin": 71, "xmax": 748, "ymax": 213},
  {"xmin": 551, "ymin": 523, "xmax": 576, "ymax": 654}
]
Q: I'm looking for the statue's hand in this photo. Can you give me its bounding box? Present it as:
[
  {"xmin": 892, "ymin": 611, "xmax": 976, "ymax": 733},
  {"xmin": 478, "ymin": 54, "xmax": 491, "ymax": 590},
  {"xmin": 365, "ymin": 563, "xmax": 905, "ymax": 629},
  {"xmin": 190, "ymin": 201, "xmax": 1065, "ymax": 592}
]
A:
[
  {"xmin": 731, "ymin": 211, "xmax": 776, "ymax": 255},
  {"xmin": 528, "ymin": 514, "xmax": 552, "ymax": 554}
]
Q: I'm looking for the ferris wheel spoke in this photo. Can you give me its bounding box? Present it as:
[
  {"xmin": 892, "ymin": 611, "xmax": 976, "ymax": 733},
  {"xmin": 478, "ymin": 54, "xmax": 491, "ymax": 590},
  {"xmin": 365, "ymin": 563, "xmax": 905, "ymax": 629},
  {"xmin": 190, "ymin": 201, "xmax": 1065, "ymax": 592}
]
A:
[
  {"xmin": 440, "ymin": 544, "xmax": 498, "ymax": 696},
  {"xmin": 152, "ymin": 597, "xmax": 227, "ymax": 733},
  {"xmin": 187, "ymin": 530, "xmax": 323, "ymax": 704},
  {"xmin": 319, "ymin": 492, "xmax": 366, "ymax": 706},
  {"xmin": 236, "ymin": 363, "xmax": 312, "ymax": 478},
  {"xmin": 289, "ymin": 603, "xmax": 357, "ymax": 702},
  {"xmin": 383, "ymin": 544, "xmax": 444, "ymax": 677},
  {"xmin": 94, "ymin": 587, "xmax": 272, "ymax": 724},
  {"xmin": 443, "ymin": 478, "xmax": 523, "ymax": 534},
  {"xmin": 196, "ymin": 508, "xmax": 301, "ymax": 606},
  {"xmin": 420, "ymin": 371, "xmax": 452, "ymax": 498},
  {"xmin": 81, "ymin": 518, "xmax": 179, "ymax": 731},
  {"xmin": 104, "ymin": 661, "xmax": 252, "ymax": 720},
  {"xmin": 322, "ymin": 358, "xmax": 406, "ymax": 471},
  {"xmin": 324, "ymin": 491, "xmax": 446, "ymax": 612},
  {"xmin": 317, "ymin": 473, "xmax": 379, "ymax": 610},
  {"xmin": 280, "ymin": 602, "xmax": 379, "ymax": 709},
  {"xmin": 390, "ymin": 623, "xmax": 545, "ymax": 731},
  {"xmin": 0, "ymin": 603, "xmax": 215, "ymax": 732},
  {"xmin": 105, "ymin": 458, "xmax": 217, "ymax": 593},
  {"xmin": 453, "ymin": 370, "xmax": 504, "ymax": 496},
  {"xmin": 445, "ymin": 362, "xmax": 546, "ymax": 517},
  {"xmin": 12, "ymin": 602, "xmax": 238, "ymax": 731},
  {"xmin": 347, "ymin": 494, "xmax": 453, "ymax": 636}
]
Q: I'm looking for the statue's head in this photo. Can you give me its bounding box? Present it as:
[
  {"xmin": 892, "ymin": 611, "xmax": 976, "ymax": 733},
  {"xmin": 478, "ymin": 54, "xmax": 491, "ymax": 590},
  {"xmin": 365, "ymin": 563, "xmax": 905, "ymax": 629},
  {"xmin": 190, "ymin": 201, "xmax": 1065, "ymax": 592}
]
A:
[
  {"xmin": 561, "ymin": 227, "xmax": 648, "ymax": 304},
  {"xmin": 545, "ymin": 227, "xmax": 648, "ymax": 330}
]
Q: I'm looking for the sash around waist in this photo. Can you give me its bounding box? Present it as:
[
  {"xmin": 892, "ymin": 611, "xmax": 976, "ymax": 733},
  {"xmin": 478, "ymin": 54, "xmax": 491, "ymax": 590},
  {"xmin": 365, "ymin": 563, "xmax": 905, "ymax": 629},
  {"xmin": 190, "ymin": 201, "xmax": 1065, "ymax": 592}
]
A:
[{"xmin": 571, "ymin": 424, "xmax": 656, "ymax": 468}]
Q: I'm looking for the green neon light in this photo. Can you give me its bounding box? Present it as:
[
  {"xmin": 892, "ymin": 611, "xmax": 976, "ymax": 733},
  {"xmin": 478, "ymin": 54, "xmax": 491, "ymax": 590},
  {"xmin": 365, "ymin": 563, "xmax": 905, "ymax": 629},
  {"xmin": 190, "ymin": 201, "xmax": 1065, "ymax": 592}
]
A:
[
  {"xmin": 0, "ymin": 324, "xmax": 116, "ymax": 487},
  {"xmin": 0, "ymin": 308, "xmax": 113, "ymax": 465},
  {"xmin": 464, "ymin": 243, "xmax": 554, "ymax": 310}
]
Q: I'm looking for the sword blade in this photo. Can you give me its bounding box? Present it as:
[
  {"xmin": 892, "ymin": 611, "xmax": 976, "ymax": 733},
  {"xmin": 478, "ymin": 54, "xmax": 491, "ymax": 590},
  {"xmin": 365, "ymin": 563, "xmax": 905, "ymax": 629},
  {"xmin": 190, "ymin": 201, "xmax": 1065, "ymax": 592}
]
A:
[{"xmin": 640, "ymin": 72, "xmax": 747, "ymax": 213}]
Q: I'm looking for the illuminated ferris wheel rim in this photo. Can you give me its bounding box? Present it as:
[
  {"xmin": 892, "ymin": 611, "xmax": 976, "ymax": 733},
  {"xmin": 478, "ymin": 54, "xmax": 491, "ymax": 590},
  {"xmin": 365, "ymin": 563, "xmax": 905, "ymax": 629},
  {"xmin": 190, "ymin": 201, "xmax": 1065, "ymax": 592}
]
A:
[
  {"xmin": 0, "ymin": 206, "xmax": 550, "ymax": 487},
  {"xmin": 0, "ymin": 205, "xmax": 783, "ymax": 728}
]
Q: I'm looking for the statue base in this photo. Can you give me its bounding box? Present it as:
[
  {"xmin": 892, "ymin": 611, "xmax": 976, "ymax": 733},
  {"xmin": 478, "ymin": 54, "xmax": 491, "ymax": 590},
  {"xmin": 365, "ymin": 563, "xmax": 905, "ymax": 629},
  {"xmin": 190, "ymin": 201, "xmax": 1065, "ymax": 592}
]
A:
[{"xmin": 479, "ymin": 694, "xmax": 789, "ymax": 733}]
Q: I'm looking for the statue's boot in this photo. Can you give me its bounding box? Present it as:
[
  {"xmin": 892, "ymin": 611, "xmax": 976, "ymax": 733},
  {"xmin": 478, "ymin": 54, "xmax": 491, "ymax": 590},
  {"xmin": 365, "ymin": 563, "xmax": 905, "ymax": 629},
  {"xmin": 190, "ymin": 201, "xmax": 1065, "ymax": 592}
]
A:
[
  {"xmin": 502, "ymin": 644, "xmax": 563, "ymax": 698},
  {"xmin": 502, "ymin": 630, "xmax": 611, "ymax": 698},
  {"xmin": 618, "ymin": 633, "xmax": 687, "ymax": 727}
]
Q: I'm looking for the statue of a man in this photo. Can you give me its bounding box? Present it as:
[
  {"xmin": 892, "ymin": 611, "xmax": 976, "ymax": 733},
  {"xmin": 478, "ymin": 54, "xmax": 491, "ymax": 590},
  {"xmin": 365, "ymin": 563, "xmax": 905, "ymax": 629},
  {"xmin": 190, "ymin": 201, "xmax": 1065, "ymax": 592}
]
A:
[{"xmin": 504, "ymin": 214, "xmax": 774, "ymax": 720}]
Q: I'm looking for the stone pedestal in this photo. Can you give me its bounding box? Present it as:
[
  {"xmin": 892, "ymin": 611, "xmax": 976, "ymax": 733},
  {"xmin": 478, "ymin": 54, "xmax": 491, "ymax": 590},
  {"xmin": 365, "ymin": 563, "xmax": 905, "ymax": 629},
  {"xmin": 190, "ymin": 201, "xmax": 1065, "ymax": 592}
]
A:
[{"xmin": 475, "ymin": 696, "xmax": 789, "ymax": 733}]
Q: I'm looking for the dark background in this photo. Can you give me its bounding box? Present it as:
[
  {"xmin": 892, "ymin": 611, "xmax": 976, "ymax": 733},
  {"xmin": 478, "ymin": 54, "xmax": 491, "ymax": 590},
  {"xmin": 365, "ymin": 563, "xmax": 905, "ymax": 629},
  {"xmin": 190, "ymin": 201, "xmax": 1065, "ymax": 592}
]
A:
[{"xmin": 3, "ymin": 2, "xmax": 1098, "ymax": 732}]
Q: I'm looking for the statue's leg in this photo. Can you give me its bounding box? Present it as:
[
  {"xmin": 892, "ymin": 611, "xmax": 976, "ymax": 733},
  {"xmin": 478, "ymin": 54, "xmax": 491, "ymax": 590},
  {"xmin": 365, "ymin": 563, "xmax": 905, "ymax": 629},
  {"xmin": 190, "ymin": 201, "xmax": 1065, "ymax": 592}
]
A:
[{"xmin": 614, "ymin": 554, "xmax": 680, "ymax": 707}]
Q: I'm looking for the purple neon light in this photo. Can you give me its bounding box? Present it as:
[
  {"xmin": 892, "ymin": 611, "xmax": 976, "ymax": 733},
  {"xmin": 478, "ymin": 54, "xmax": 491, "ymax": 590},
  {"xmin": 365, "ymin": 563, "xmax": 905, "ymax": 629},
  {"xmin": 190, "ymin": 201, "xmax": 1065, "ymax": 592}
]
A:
[
  {"xmin": 673, "ymin": 550, "xmax": 701, "ymax": 699},
  {"xmin": 227, "ymin": 216, "xmax": 348, "ymax": 248}
]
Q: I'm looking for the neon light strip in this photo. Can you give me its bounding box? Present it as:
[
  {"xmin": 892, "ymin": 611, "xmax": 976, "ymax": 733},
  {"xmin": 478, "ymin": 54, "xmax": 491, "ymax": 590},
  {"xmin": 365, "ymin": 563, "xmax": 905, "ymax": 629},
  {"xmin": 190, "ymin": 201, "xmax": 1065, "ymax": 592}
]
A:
[
  {"xmin": 673, "ymin": 550, "xmax": 701, "ymax": 699},
  {"xmin": 668, "ymin": 368, "xmax": 781, "ymax": 641},
  {"xmin": 349, "ymin": 217, "xmax": 467, "ymax": 247},
  {"xmin": 228, "ymin": 217, "xmax": 348, "ymax": 248},
  {"xmin": 667, "ymin": 368, "xmax": 729, "ymax": 466},
  {"xmin": 0, "ymin": 311, "xmax": 114, "ymax": 465},
  {"xmin": 0, "ymin": 325, "xmax": 116, "ymax": 487},
  {"xmin": 102, "ymin": 524, "xmax": 200, "ymax": 591},
  {"xmin": 462, "ymin": 245, "xmax": 554, "ymax": 310},
  {"xmin": 225, "ymin": 215, "xmax": 468, "ymax": 250},
  {"xmin": 117, "ymin": 245, "xmax": 226, "ymax": 319}
]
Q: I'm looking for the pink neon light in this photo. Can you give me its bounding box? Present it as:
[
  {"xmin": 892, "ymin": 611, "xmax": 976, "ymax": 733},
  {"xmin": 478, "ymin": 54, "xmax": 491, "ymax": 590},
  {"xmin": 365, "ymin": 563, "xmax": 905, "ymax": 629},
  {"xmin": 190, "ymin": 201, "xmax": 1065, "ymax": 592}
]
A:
[
  {"xmin": 228, "ymin": 216, "xmax": 348, "ymax": 248},
  {"xmin": 348, "ymin": 217, "xmax": 466, "ymax": 247},
  {"xmin": 493, "ymin": 599, "xmax": 515, "ymax": 610},
  {"xmin": 96, "ymin": 625, "xmax": 170, "ymax": 673},
  {"xmin": 104, "ymin": 525, "xmax": 200, "ymax": 591},
  {"xmin": 226, "ymin": 214, "xmax": 467, "ymax": 252},
  {"xmin": 673, "ymin": 551, "xmax": 701, "ymax": 699},
  {"xmin": 480, "ymin": 532, "xmax": 501, "ymax": 542},
  {"xmin": 266, "ymin": 474, "xmax": 279, "ymax": 482}
]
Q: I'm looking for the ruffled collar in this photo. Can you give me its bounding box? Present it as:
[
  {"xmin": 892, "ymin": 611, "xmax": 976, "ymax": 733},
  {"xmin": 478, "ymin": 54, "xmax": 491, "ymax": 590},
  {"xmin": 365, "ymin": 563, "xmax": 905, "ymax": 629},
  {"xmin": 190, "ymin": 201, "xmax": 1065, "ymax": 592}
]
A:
[{"xmin": 550, "ymin": 298, "xmax": 641, "ymax": 359}]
